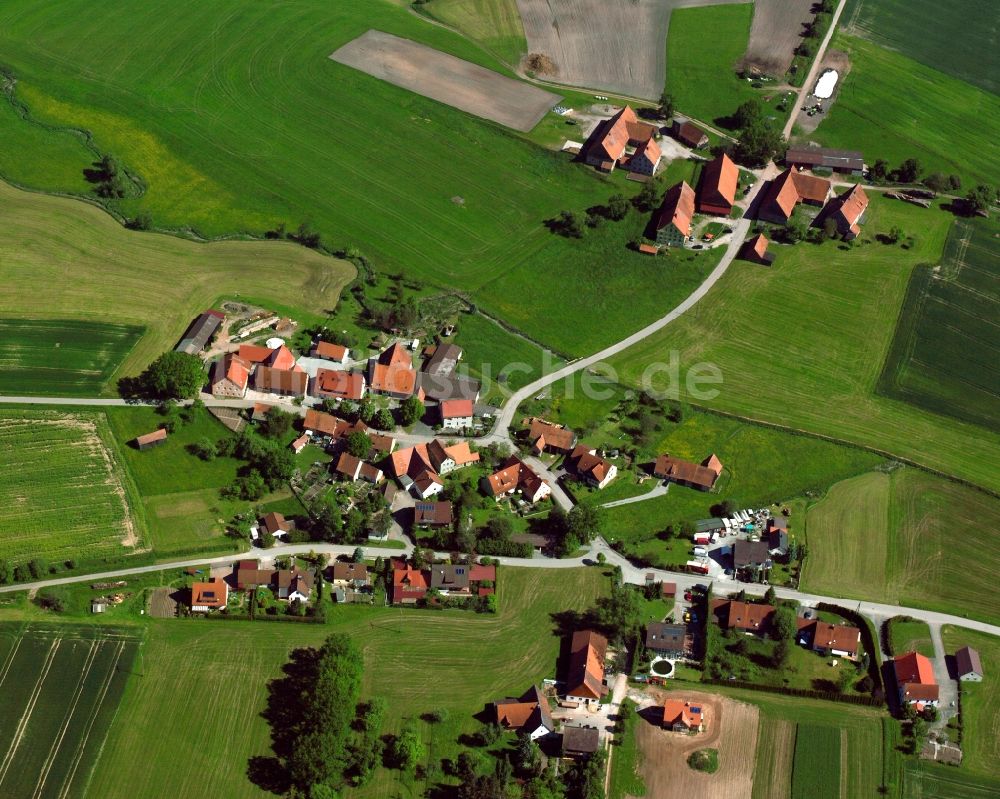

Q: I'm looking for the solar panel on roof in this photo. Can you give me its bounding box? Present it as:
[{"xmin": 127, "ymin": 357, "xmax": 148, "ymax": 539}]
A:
[{"xmin": 690, "ymin": 706, "xmax": 701, "ymax": 713}]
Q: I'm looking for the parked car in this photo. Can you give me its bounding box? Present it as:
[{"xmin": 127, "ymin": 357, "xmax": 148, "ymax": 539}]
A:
[{"xmin": 683, "ymin": 591, "xmax": 693, "ymax": 601}]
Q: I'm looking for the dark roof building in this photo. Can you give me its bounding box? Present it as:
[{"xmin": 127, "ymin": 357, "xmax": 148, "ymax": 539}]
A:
[
  {"xmin": 672, "ymin": 118, "xmax": 709, "ymax": 149},
  {"xmin": 416, "ymin": 372, "xmax": 481, "ymax": 402},
  {"xmin": 645, "ymin": 622, "xmax": 687, "ymax": 655},
  {"xmin": 785, "ymin": 146, "xmax": 864, "ymax": 175},
  {"xmin": 955, "ymin": 646, "xmax": 984, "ymax": 681},
  {"xmin": 562, "ymin": 725, "xmax": 601, "ymax": 758},
  {"xmin": 430, "ymin": 564, "xmax": 470, "ymax": 591},
  {"xmin": 423, "ymin": 344, "xmax": 463, "ymax": 376},
  {"xmin": 175, "ymin": 310, "xmax": 224, "ymax": 355},
  {"xmin": 414, "ymin": 500, "xmax": 453, "ymax": 527}
]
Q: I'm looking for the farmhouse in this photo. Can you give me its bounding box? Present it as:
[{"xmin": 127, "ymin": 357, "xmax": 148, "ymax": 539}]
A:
[
  {"xmin": 645, "ymin": 622, "xmax": 687, "ymax": 657},
  {"xmin": 175, "ymin": 309, "xmax": 224, "ymax": 355},
  {"xmin": 414, "ymin": 500, "xmax": 453, "ymax": 527},
  {"xmin": 785, "ymin": 146, "xmax": 864, "ymax": 176},
  {"xmin": 566, "ymin": 445, "xmax": 617, "ymax": 489},
  {"xmin": 797, "ymin": 620, "xmax": 861, "ymax": 659},
  {"xmin": 492, "ymin": 686, "xmax": 554, "ymax": 740},
  {"xmin": 311, "ymin": 340, "xmax": 349, "ymax": 363},
  {"xmin": 392, "ymin": 566, "xmax": 429, "ymax": 604},
  {"xmin": 564, "ymin": 630, "xmax": 608, "ymax": 707},
  {"xmin": 561, "ymin": 725, "xmax": 601, "ymax": 759},
  {"xmin": 211, "ymin": 353, "xmax": 251, "ymax": 398},
  {"xmin": 482, "ymin": 456, "xmax": 551, "ymax": 504},
  {"xmin": 672, "ymin": 118, "xmax": 709, "ymax": 149},
  {"xmin": 439, "ymin": 398, "xmax": 474, "ymax": 430},
  {"xmin": 526, "ymin": 417, "xmax": 577, "ymax": 455},
  {"xmin": 423, "ymin": 343, "xmax": 463, "ymax": 376},
  {"xmin": 697, "ymin": 153, "xmax": 738, "ymax": 215},
  {"xmin": 303, "ymin": 409, "xmax": 341, "ymax": 440},
  {"xmin": 893, "ymin": 651, "xmax": 939, "ymax": 708},
  {"xmin": 713, "ymin": 599, "xmax": 775, "ymax": 635},
  {"xmin": 134, "ymin": 428, "xmax": 167, "ymax": 450},
  {"xmin": 662, "ymin": 700, "xmax": 704, "ymax": 732},
  {"xmin": 254, "ymin": 366, "xmax": 308, "ymax": 397},
  {"xmin": 740, "ymin": 233, "xmax": 774, "ymax": 265},
  {"xmin": 758, "ymin": 168, "xmax": 832, "ymax": 224},
  {"xmin": 955, "ymin": 646, "xmax": 984, "ymax": 681},
  {"xmin": 733, "ymin": 540, "xmax": 771, "ymax": 582},
  {"xmin": 584, "ymin": 106, "xmax": 659, "ymax": 174},
  {"xmin": 629, "ymin": 137, "xmax": 662, "ymax": 176},
  {"xmin": 312, "ymin": 369, "xmax": 366, "ymax": 401},
  {"xmin": 190, "ymin": 578, "xmax": 228, "ymax": 612},
  {"xmin": 655, "ymin": 181, "xmax": 696, "ymax": 248},
  {"xmin": 334, "ymin": 452, "xmax": 364, "ymax": 481},
  {"xmin": 426, "ymin": 439, "xmax": 479, "ymax": 474},
  {"xmin": 239, "ymin": 343, "xmax": 299, "ymax": 372},
  {"xmin": 653, "ymin": 453, "xmax": 722, "ymax": 491},
  {"xmin": 825, "ymin": 184, "xmax": 869, "ymax": 240}
]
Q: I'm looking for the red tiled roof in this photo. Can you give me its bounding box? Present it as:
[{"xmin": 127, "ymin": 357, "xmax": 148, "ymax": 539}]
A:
[
  {"xmin": 191, "ymin": 578, "xmax": 228, "ymax": 608},
  {"xmin": 370, "ymin": 363, "xmax": 417, "ymax": 396},
  {"xmin": 894, "ymin": 652, "xmax": 936, "ymax": 686},
  {"xmin": 662, "ymin": 699, "xmax": 702, "ymax": 729},
  {"xmin": 675, "ymin": 121, "xmax": 708, "ymax": 148},
  {"xmin": 253, "ymin": 367, "xmax": 307, "ymax": 395},
  {"xmin": 566, "ymin": 630, "xmax": 608, "ymax": 699},
  {"xmin": 590, "ymin": 106, "xmax": 639, "ymax": 163},
  {"xmin": 747, "ymin": 233, "xmax": 770, "ymax": 257},
  {"xmin": 698, "ymin": 153, "xmax": 738, "ymax": 212},
  {"xmin": 791, "ymin": 171, "xmax": 831, "ymax": 204},
  {"xmin": 313, "ymin": 341, "xmax": 348, "ymax": 361},
  {"xmin": 135, "ymin": 428, "xmax": 167, "ymax": 446},
  {"xmin": 653, "ymin": 453, "xmax": 721, "ymax": 490},
  {"xmin": 440, "ymin": 398, "xmax": 474, "ymax": 419},
  {"xmin": 216, "ymin": 354, "xmax": 250, "ymax": 391},
  {"xmin": 832, "ymin": 184, "xmax": 869, "ymax": 227},
  {"xmin": 314, "ymin": 368, "xmax": 365, "ymax": 400},
  {"xmin": 568, "ymin": 445, "xmax": 613, "ymax": 483},
  {"xmin": 656, "ymin": 181, "xmax": 696, "ymax": 238},
  {"xmin": 303, "ymin": 409, "xmax": 343, "ymax": 437},
  {"xmin": 238, "ymin": 344, "xmax": 272, "ymax": 364},
  {"xmin": 335, "ymin": 452, "xmax": 362, "ymax": 479},
  {"xmin": 632, "ymin": 136, "xmax": 661, "ymax": 167},
  {"xmin": 527, "ymin": 418, "xmax": 576, "ymax": 452},
  {"xmin": 469, "ymin": 564, "xmax": 496, "ymax": 582},
  {"xmin": 378, "ymin": 342, "xmax": 412, "ymax": 369}
]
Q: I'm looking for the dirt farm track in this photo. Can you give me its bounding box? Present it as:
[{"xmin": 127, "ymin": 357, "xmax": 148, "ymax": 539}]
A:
[
  {"xmin": 330, "ymin": 30, "xmax": 561, "ymax": 132},
  {"xmin": 516, "ymin": 0, "xmax": 750, "ymax": 100},
  {"xmin": 739, "ymin": 0, "xmax": 817, "ymax": 75},
  {"xmin": 634, "ymin": 690, "xmax": 759, "ymax": 799}
]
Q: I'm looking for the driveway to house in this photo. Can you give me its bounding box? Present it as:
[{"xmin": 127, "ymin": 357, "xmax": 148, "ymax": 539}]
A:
[
  {"xmin": 781, "ymin": 0, "xmax": 849, "ymax": 140},
  {"xmin": 522, "ymin": 454, "xmax": 574, "ymax": 511},
  {"xmin": 927, "ymin": 623, "xmax": 959, "ymax": 726},
  {"xmin": 600, "ymin": 481, "xmax": 668, "ymax": 509}
]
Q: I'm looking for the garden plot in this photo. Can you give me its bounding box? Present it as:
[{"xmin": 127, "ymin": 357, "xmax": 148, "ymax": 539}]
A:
[
  {"xmin": 515, "ymin": 0, "xmax": 749, "ymax": 100},
  {"xmin": 0, "ymin": 411, "xmax": 145, "ymax": 563},
  {"xmin": 739, "ymin": 0, "xmax": 816, "ymax": 76},
  {"xmin": 330, "ymin": 30, "xmax": 560, "ymax": 131}
]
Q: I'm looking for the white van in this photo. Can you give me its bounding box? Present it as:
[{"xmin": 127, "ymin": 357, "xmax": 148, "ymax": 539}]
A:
[{"xmin": 692, "ymin": 546, "xmax": 708, "ymax": 557}]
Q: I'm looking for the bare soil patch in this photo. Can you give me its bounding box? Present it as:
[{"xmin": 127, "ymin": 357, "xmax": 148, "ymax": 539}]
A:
[
  {"xmin": 739, "ymin": 0, "xmax": 816, "ymax": 76},
  {"xmin": 634, "ymin": 689, "xmax": 759, "ymax": 799},
  {"xmin": 516, "ymin": 0, "xmax": 749, "ymax": 100},
  {"xmin": 149, "ymin": 588, "xmax": 178, "ymax": 618},
  {"xmin": 330, "ymin": 30, "xmax": 561, "ymax": 131},
  {"xmin": 792, "ymin": 49, "xmax": 850, "ymax": 136}
]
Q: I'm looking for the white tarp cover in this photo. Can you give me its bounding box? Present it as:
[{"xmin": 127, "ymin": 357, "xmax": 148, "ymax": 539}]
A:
[{"xmin": 814, "ymin": 69, "xmax": 839, "ymax": 99}]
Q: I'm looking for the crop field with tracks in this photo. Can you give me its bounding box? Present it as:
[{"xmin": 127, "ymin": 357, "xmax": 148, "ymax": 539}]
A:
[
  {"xmin": 0, "ymin": 319, "xmax": 143, "ymax": 396},
  {"xmin": 790, "ymin": 724, "xmax": 841, "ymax": 799},
  {"xmin": 877, "ymin": 216, "xmax": 999, "ymax": 431},
  {"xmin": 0, "ymin": 622, "xmax": 141, "ymax": 799},
  {"xmin": 0, "ymin": 410, "xmax": 146, "ymax": 566},
  {"xmin": 738, "ymin": 0, "xmax": 815, "ymax": 77}
]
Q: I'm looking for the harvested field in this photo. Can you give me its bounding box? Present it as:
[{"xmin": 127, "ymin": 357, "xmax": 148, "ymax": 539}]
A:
[
  {"xmin": 635, "ymin": 690, "xmax": 758, "ymax": 799},
  {"xmin": 739, "ymin": 0, "xmax": 816, "ymax": 76},
  {"xmin": 148, "ymin": 587, "xmax": 178, "ymax": 618},
  {"xmin": 330, "ymin": 30, "xmax": 560, "ymax": 131},
  {"xmin": 516, "ymin": 0, "xmax": 749, "ymax": 100},
  {"xmin": 751, "ymin": 717, "xmax": 795, "ymax": 799}
]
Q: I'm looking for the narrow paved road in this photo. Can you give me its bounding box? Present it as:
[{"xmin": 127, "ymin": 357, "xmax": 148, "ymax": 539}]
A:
[
  {"xmin": 927, "ymin": 623, "xmax": 959, "ymax": 725},
  {"xmin": 782, "ymin": 0, "xmax": 848, "ymax": 139}
]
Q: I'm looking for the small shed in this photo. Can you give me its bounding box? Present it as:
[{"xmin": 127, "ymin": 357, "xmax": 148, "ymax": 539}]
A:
[
  {"xmin": 740, "ymin": 233, "xmax": 775, "ymax": 266},
  {"xmin": 91, "ymin": 599, "xmax": 108, "ymax": 614},
  {"xmin": 135, "ymin": 428, "xmax": 168, "ymax": 451},
  {"xmin": 638, "ymin": 243, "xmax": 660, "ymax": 255}
]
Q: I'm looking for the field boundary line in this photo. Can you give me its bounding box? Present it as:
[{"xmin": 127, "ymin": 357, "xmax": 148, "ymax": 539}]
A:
[
  {"xmin": 0, "ymin": 634, "xmax": 24, "ymax": 691},
  {"xmin": 0, "ymin": 637, "xmax": 62, "ymax": 788},
  {"xmin": 56, "ymin": 639, "xmax": 127, "ymax": 799},
  {"xmin": 32, "ymin": 639, "xmax": 101, "ymax": 799}
]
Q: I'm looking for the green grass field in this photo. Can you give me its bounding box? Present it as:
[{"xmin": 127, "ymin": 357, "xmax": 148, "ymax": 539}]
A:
[
  {"xmin": 0, "ymin": 319, "xmax": 143, "ymax": 396},
  {"xmin": 664, "ymin": 4, "xmax": 757, "ymax": 126},
  {"xmin": 0, "ymin": 410, "xmax": 148, "ymax": 566},
  {"xmin": 791, "ymin": 724, "xmax": 841, "ymax": 799},
  {"xmin": 418, "ymin": 0, "xmax": 526, "ymax": 67},
  {"xmin": 802, "ymin": 469, "xmax": 1000, "ymax": 625},
  {"xmin": 0, "ymin": 180, "xmax": 353, "ymax": 385},
  {"xmin": 842, "ymin": 0, "xmax": 1000, "ymax": 95},
  {"xmin": 607, "ymin": 196, "xmax": 1000, "ymax": 495},
  {"xmin": 940, "ymin": 627, "xmax": 1000, "ymax": 781},
  {"xmin": 0, "ymin": 622, "xmax": 141, "ymax": 799},
  {"xmin": 812, "ymin": 35, "xmax": 1000, "ymax": 187},
  {"xmin": 903, "ymin": 761, "xmax": 1000, "ymax": 799},
  {"xmin": 888, "ymin": 618, "xmax": 934, "ymax": 658},
  {"xmin": 86, "ymin": 566, "xmax": 608, "ymax": 799},
  {"xmin": 877, "ymin": 216, "xmax": 999, "ymax": 431}
]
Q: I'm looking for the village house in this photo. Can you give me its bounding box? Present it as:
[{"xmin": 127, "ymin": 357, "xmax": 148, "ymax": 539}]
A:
[
  {"xmin": 423, "ymin": 343, "xmax": 463, "ymax": 376},
  {"xmin": 662, "ymin": 699, "xmax": 704, "ymax": 733},
  {"xmin": 893, "ymin": 651, "xmax": 939, "ymax": 709},
  {"xmin": 697, "ymin": 153, "xmax": 738, "ymax": 215},
  {"xmin": 767, "ymin": 516, "xmax": 789, "ymax": 556},
  {"xmin": 629, "ymin": 136, "xmax": 662, "ymax": 176},
  {"xmin": 368, "ymin": 342, "xmax": 419, "ymax": 399},
  {"xmin": 672, "ymin": 118, "xmax": 709, "ymax": 149},
  {"xmin": 482, "ymin": 456, "xmax": 552, "ymax": 504},
  {"xmin": 238, "ymin": 342, "xmax": 300, "ymax": 372},
  {"xmin": 211, "ymin": 353, "xmax": 251, "ymax": 398},
  {"xmin": 190, "ymin": 578, "xmax": 228, "ymax": 612},
  {"xmin": 566, "ymin": 445, "xmax": 617, "ymax": 489},
  {"xmin": 561, "ymin": 725, "xmax": 601, "ymax": 759},
  {"xmin": 311, "ymin": 340, "xmax": 349, "ymax": 364},
  {"xmin": 258, "ymin": 511, "xmax": 291, "ymax": 542},
  {"xmin": 653, "ymin": 453, "xmax": 723, "ymax": 491},
  {"xmin": 785, "ymin": 146, "xmax": 864, "ymax": 176},
  {"xmin": 290, "ymin": 433, "xmax": 309, "ymax": 454},
  {"xmin": 275, "ymin": 569, "xmax": 313, "ymax": 602},
  {"xmin": 797, "ymin": 619, "xmax": 861, "ymax": 659},
  {"xmin": 439, "ymin": 398, "xmax": 474, "ymax": 430},
  {"xmin": 955, "ymin": 646, "xmax": 984, "ymax": 682},
  {"xmin": 254, "ymin": 366, "xmax": 308, "ymax": 398},
  {"xmin": 655, "ymin": 180, "xmax": 696, "ymax": 248},
  {"xmin": 414, "ymin": 500, "xmax": 453, "ymax": 528},
  {"xmin": 740, "ymin": 232, "xmax": 775, "ymax": 265},
  {"xmin": 758, "ymin": 168, "xmax": 832, "ymax": 225},
  {"xmin": 134, "ymin": 428, "xmax": 167, "ymax": 451},
  {"xmin": 825, "ymin": 184, "xmax": 869, "ymax": 239},
  {"xmin": 392, "ymin": 566, "xmax": 429, "ymax": 604},
  {"xmin": 733, "ymin": 540, "xmax": 771, "ymax": 582},
  {"xmin": 564, "ymin": 630, "xmax": 608, "ymax": 707},
  {"xmin": 712, "ymin": 599, "xmax": 775, "ymax": 635},
  {"xmin": 525, "ymin": 417, "xmax": 577, "ymax": 455},
  {"xmin": 584, "ymin": 105, "xmax": 659, "ymax": 174},
  {"xmin": 430, "ymin": 563, "xmax": 470, "ymax": 594},
  {"xmin": 645, "ymin": 622, "xmax": 687, "ymax": 658},
  {"xmin": 388, "ymin": 440, "xmax": 478, "ymax": 499},
  {"xmin": 491, "ymin": 686, "xmax": 554, "ymax": 740},
  {"xmin": 175, "ymin": 309, "xmax": 224, "ymax": 356},
  {"xmin": 426, "ymin": 439, "xmax": 479, "ymax": 475},
  {"xmin": 331, "ymin": 562, "xmax": 370, "ymax": 591},
  {"xmin": 312, "ymin": 368, "xmax": 366, "ymax": 401},
  {"xmin": 369, "ymin": 431, "xmax": 397, "ymax": 455},
  {"xmin": 334, "ymin": 452, "xmax": 382, "ymax": 484},
  {"xmin": 303, "ymin": 408, "xmax": 342, "ymax": 440},
  {"xmin": 235, "ymin": 560, "xmax": 273, "ymax": 590}
]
